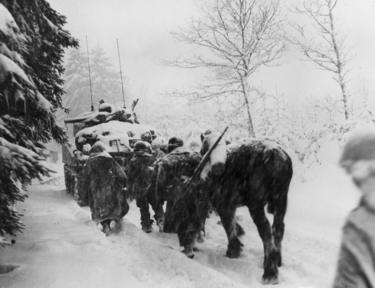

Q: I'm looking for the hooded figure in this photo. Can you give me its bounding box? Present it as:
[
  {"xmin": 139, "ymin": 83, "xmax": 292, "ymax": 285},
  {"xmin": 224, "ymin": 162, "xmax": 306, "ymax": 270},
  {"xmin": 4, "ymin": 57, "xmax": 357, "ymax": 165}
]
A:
[
  {"xmin": 333, "ymin": 127, "xmax": 375, "ymax": 288},
  {"xmin": 78, "ymin": 142, "xmax": 129, "ymax": 234}
]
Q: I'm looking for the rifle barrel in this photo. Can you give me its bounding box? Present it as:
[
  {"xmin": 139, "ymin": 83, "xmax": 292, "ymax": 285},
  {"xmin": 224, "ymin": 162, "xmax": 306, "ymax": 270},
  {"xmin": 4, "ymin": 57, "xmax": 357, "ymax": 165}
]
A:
[{"xmin": 185, "ymin": 126, "xmax": 229, "ymax": 186}]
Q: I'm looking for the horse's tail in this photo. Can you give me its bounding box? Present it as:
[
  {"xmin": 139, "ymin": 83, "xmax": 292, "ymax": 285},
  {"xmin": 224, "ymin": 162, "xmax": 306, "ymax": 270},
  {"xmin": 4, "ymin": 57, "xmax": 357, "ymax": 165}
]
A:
[
  {"xmin": 266, "ymin": 147, "xmax": 293, "ymax": 215},
  {"xmin": 267, "ymin": 178, "xmax": 291, "ymax": 215}
]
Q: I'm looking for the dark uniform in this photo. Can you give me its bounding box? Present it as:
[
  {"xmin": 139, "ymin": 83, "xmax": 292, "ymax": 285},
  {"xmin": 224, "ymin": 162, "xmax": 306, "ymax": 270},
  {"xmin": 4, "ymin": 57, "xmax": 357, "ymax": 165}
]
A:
[
  {"xmin": 127, "ymin": 141, "xmax": 158, "ymax": 233},
  {"xmin": 333, "ymin": 202, "xmax": 375, "ymax": 288},
  {"xmin": 148, "ymin": 146, "xmax": 204, "ymax": 233}
]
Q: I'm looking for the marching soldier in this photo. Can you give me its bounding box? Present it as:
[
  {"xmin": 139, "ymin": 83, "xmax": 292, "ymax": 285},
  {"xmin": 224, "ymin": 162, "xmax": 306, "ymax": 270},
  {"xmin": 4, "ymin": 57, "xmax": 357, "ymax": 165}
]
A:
[
  {"xmin": 78, "ymin": 141, "xmax": 129, "ymax": 235},
  {"xmin": 333, "ymin": 128, "xmax": 375, "ymax": 288},
  {"xmin": 127, "ymin": 141, "xmax": 158, "ymax": 233}
]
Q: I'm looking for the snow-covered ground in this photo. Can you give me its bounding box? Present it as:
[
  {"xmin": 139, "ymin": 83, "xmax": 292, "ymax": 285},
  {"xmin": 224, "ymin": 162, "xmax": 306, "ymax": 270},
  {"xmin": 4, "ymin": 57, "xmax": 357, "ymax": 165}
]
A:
[{"xmin": 0, "ymin": 152, "xmax": 360, "ymax": 288}]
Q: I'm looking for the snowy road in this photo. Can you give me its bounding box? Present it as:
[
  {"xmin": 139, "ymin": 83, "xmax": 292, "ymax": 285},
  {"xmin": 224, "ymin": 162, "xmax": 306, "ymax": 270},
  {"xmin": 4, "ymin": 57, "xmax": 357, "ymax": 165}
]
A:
[{"xmin": 0, "ymin": 163, "xmax": 360, "ymax": 288}]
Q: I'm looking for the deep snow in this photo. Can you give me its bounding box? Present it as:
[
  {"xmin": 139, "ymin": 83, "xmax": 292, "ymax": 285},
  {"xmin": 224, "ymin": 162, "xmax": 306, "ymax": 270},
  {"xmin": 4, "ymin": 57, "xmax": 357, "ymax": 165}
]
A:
[{"xmin": 0, "ymin": 154, "xmax": 360, "ymax": 288}]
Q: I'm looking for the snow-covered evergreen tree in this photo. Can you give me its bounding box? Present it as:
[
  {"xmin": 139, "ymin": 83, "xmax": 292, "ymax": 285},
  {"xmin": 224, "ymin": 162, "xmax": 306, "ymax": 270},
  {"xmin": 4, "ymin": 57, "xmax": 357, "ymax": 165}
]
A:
[
  {"xmin": 62, "ymin": 48, "xmax": 91, "ymax": 117},
  {"xmin": 62, "ymin": 46, "xmax": 122, "ymax": 118},
  {"xmin": 0, "ymin": 1, "xmax": 77, "ymax": 237},
  {"xmin": 91, "ymin": 47, "xmax": 122, "ymax": 106}
]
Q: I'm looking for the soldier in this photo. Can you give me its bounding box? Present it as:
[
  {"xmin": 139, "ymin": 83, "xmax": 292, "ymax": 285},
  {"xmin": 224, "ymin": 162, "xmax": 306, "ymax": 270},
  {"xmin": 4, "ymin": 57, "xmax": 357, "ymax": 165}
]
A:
[
  {"xmin": 140, "ymin": 131, "xmax": 153, "ymax": 144},
  {"xmin": 141, "ymin": 131, "xmax": 167, "ymax": 159},
  {"xmin": 333, "ymin": 128, "xmax": 375, "ymax": 288},
  {"xmin": 78, "ymin": 141, "xmax": 129, "ymax": 235},
  {"xmin": 98, "ymin": 99, "xmax": 114, "ymax": 113},
  {"xmin": 167, "ymin": 137, "xmax": 184, "ymax": 153},
  {"xmin": 127, "ymin": 141, "xmax": 158, "ymax": 233}
]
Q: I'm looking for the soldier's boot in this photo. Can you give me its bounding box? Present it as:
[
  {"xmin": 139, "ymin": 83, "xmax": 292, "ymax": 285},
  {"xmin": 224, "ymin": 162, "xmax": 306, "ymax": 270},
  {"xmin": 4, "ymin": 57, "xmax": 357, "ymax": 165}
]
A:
[
  {"xmin": 141, "ymin": 219, "xmax": 153, "ymax": 233},
  {"xmin": 182, "ymin": 244, "xmax": 195, "ymax": 259},
  {"xmin": 156, "ymin": 217, "xmax": 164, "ymax": 232},
  {"xmin": 109, "ymin": 220, "xmax": 121, "ymax": 233},
  {"xmin": 98, "ymin": 220, "xmax": 113, "ymax": 236},
  {"xmin": 102, "ymin": 221, "xmax": 111, "ymax": 236},
  {"xmin": 103, "ymin": 225, "xmax": 111, "ymax": 236},
  {"xmin": 142, "ymin": 224, "xmax": 153, "ymax": 233}
]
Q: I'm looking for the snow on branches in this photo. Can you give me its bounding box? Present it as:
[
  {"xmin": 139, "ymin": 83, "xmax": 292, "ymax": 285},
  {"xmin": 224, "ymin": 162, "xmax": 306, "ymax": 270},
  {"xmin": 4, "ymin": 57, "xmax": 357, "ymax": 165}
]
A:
[{"xmin": 0, "ymin": 0, "xmax": 77, "ymax": 236}]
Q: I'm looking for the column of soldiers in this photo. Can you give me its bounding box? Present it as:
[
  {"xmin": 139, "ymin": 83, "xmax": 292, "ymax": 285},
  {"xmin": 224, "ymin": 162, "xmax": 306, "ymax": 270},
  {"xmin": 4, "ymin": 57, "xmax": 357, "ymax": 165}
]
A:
[
  {"xmin": 75, "ymin": 104, "xmax": 375, "ymax": 285},
  {"xmin": 78, "ymin": 129, "xmax": 186, "ymax": 235},
  {"xmin": 127, "ymin": 133, "xmax": 188, "ymax": 233}
]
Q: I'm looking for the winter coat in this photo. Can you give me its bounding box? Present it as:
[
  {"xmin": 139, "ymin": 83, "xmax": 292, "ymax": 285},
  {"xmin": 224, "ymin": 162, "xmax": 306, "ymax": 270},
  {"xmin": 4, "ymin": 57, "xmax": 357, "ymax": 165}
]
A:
[
  {"xmin": 151, "ymin": 147, "xmax": 202, "ymax": 202},
  {"xmin": 78, "ymin": 153, "xmax": 128, "ymax": 223},
  {"xmin": 127, "ymin": 153, "xmax": 155, "ymax": 200},
  {"xmin": 149, "ymin": 148, "xmax": 203, "ymax": 233},
  {"xmin": 333, "ymin": 200, "xmax": 375, "ymax": 288}
]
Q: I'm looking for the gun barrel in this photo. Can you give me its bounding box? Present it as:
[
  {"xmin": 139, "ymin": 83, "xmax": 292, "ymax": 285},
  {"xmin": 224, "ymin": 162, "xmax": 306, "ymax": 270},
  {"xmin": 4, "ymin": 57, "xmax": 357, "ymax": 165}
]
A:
[
  {"xmin": 185, "ymin": 126, "xmax": 229, "ymax": 186},
  {"xmin": 64, "ymin": 111, "xmax": 99, "ymax": 124}
]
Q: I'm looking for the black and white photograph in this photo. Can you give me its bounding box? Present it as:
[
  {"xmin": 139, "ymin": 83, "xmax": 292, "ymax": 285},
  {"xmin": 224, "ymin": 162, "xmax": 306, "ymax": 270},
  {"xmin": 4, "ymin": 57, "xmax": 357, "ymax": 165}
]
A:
[{"xmin": 1, "ymin": 0, "xmax": 375, "ymax": 287}]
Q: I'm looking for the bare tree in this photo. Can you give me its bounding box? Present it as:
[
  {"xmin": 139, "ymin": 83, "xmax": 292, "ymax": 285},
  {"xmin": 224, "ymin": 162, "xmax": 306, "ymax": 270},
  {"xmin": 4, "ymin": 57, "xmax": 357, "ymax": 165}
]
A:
[
  {"xmin": 171, "ymin": 0, "xmax": 284, "ymax": 137},
  {"xmin": 293, "ymin": 0, "xmax": 350, "ymax": 120}
]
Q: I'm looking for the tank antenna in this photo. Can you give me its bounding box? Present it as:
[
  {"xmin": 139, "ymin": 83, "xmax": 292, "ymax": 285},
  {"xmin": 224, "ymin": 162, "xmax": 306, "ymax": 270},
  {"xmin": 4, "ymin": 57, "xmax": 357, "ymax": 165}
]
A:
[
  {"xmin": 85, "ymin": 35, "xmax": 94, "ymax": 111},
  {"xmin": 116, "ymin": 39, "xmax": 126, "ymax": 108}
]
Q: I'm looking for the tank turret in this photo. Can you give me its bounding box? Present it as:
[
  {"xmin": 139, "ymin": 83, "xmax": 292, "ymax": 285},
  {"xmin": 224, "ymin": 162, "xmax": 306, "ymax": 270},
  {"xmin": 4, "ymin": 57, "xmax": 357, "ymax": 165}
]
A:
[{"xmin": 61, "ymin": 99, "xmax": 160, "ymax": 199}]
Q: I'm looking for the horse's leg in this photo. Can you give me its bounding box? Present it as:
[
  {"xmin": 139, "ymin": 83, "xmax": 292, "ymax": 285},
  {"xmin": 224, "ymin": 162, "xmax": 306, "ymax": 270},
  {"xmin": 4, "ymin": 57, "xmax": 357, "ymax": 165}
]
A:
[
  {"xmin": 177, "ymin": 218, "xmax": 200, "ymax": 258},
  {"xmin": 217, "ymin": 207, "xmax": 243, "ymax": 258},
  {"xmin": 180, "ymin": 229, "xmax": 196, "ymax": 259},
  {"xmin": 249, "ymin": 205, "xmax": 279, "ymax": 284},
  {"xmin": 272, "ymin": 192, "xmax": 287, "ymax": 267},
  {"xmin": 197, "ymin": 195, "xmax": 210, "ymax": 243}
]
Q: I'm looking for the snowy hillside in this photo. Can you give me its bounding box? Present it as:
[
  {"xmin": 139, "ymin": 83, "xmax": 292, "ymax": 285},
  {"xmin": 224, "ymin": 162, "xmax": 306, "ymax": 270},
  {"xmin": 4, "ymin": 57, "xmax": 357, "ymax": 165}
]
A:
[{"xmin": 0, "ymin": 152, "xmax": 360, "ymax": 288}]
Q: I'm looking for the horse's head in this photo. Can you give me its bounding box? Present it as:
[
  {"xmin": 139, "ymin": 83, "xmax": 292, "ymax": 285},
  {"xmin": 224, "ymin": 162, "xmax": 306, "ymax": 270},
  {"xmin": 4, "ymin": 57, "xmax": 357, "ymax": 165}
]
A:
[{"xmin": 200, "ymin": 130, "xmax": 227, "ymax": 180}]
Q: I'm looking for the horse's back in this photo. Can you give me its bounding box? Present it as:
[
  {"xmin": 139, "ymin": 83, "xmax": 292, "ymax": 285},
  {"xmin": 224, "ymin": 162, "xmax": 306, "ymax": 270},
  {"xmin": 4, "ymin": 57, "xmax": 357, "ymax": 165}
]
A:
[{"xmin": 224, "ymin": 140, "xmax": 293, "ymax": 205}]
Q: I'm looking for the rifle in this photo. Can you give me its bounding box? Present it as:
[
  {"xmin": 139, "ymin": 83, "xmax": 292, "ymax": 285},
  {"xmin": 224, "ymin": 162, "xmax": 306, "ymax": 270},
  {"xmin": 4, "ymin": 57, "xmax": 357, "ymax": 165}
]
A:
[
  {"xmin": 184, "ymin": 126, "xmax": 229, "ymax": 187},
  {"xmin": 131, "ymin": 98, "xmax": 139, "ymax": 112}
]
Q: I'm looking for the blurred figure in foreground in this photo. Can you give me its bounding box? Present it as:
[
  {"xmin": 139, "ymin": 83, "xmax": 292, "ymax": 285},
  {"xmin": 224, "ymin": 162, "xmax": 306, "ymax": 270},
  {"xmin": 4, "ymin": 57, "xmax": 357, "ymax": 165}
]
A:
[
  {"xmin": 78, "ymin": 142, "xmax": 129, "ymax": 235},
  {"xmin": 333, "ymin": 128, "xmax": 375, "ymax": 288}
]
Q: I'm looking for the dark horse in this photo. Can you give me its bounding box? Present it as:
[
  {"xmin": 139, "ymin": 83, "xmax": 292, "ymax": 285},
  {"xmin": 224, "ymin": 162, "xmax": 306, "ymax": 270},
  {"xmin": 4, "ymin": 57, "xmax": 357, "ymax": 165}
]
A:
[{"xmin": 200, "ymin": 133, "xmax": 293, "ymax": 284}]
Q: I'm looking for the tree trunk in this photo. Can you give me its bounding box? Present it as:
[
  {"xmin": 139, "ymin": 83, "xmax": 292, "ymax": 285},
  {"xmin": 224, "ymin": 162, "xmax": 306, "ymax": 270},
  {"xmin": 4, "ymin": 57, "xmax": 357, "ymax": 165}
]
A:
[
  {"xmin": 240, "ymin": 76, "xmax": 255, "ymax": 137},
  {"xmin": 328, "ymin": 7, "xmax": 349, "ymax": 120},
  {"xmin": 338, "ymin": 75, "xmax": 349, "ymax": 120}
]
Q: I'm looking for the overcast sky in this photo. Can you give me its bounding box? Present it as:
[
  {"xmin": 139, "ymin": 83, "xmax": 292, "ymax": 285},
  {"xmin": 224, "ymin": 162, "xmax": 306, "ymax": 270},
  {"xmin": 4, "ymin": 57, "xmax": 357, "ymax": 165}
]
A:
[{"xmin": 49, "ymin": 0, "xmax": 375, "ymax": 112}]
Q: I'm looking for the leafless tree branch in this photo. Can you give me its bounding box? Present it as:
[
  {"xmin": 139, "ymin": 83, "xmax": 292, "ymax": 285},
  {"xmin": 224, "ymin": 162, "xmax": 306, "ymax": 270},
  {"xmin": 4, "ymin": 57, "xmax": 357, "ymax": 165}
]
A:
[
  {"xmin": 293, "ymin": 0, "xmax": 350, "ymax": 120},
  {"xmin": 170, "ymin": 0, "xmax": 285, "ymax": 136}
]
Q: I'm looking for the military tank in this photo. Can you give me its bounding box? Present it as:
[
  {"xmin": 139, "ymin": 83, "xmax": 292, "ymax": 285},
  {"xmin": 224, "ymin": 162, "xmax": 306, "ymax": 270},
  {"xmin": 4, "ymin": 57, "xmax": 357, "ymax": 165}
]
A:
[{"xmin": 62, "ymin": 99, "xmax": 159, "ymax": 199}]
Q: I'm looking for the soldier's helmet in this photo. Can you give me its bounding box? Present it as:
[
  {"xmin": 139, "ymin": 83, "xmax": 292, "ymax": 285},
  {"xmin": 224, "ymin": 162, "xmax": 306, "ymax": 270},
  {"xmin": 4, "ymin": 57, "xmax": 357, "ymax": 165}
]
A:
[
  {"xmin": 341, "ymin": 129, "xmax": 375, "ymax": 165},
  {"xmin": 340, "ymin": 127, "xmax": 375, "ymax": 181},
  {"xmin": 168, "ymin": 137, "xmax": 184, "ymax": 153},
  {"xmin": 89, "ymin": 141, "xmax": 107, "ymax": 154},
  {"xmin": 133, "ymin": 141, "xmax": 152, "ymax": 156},
  {"xmin": 98, "ymin": 99, "xmax": 113, "ymax": 113},
  {"xmin": 140, "ymin": 131, "xmax": 153, "ymax": 144}
]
